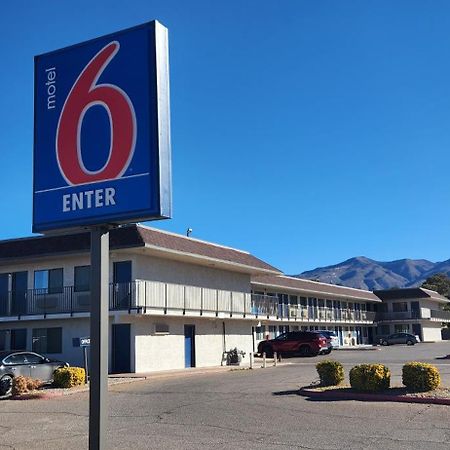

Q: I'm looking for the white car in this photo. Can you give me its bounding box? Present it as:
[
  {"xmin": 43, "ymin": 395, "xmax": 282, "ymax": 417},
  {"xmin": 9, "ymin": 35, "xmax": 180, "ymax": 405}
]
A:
[{"xmin": 317, "ymin": 330, "xmax": 340, "ymax": 349}]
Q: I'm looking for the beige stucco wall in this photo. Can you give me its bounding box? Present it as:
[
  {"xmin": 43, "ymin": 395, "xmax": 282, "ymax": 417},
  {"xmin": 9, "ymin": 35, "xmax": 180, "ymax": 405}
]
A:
[
  {"xmin": 0, "ymin": 253, "xmax": 138, "ymax": 287},
  {"xmin": 132, "ymin": 253, "xmax": 250, "ymax": 292},
  {"xmin": 133, "ymin": 316, "xmax": 255, "ymax": 373}
]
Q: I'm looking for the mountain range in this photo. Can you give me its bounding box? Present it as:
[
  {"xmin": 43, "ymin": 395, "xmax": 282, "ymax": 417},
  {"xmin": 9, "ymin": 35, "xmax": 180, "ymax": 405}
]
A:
[{"xmin": 296, "ymin": 257, "xmax": 450, "ymax": 291}]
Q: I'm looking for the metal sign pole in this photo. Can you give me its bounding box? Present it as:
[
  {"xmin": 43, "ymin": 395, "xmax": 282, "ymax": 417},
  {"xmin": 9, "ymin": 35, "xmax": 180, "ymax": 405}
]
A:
[{"xmin": 89, "ymin": 227, "xmax": 110, "ymax": 450}]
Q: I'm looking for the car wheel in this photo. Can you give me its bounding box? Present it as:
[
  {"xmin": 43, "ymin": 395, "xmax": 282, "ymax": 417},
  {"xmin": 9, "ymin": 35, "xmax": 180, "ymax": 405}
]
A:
[
  {"xmin": 381, "ymin": 340, "xmax": 389, "ymax": 346},
  {"xmin": 261, "ymin": 345, "xmax": 274, "ymax": 358},
  {"xmin": 299, "ymin": 345, "xmax": 312, "ymax": 357},
  {"xmin": 0, "ymin": 375, "xmax": 13, "ymax": 397},
  {"xmin": 323, "ymin": 349, "xmax": 332, "ymax": 355},
  {"xmin": 406, "ymin": 340, "xmax": 414, "ymax": 346}
]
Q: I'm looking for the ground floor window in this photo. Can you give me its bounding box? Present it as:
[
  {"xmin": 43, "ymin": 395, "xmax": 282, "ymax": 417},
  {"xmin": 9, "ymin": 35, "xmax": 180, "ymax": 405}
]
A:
[
  {"xmin": 32, "ymin": 327, "xmax": 62, "ymax": 354},
  {"xmin": 11, "ymin": 329, "xmax": 27, "ymax": 350},
  {"xmin": 376, "ymin": 325, "xmax": 390, "ymax": 336},
  {"xmin": 255, "ymin": 326, "xmax": 265, "ymax": 341},
  {"xmin": 268, "ymin": 325, "xmax": 277, "ymax": 339},
  {"xmin": 394, "ymin": 324, "xmax": 409, "ymax": 333},
  {"xmin": 0, "ymin": 330, "xmax": 6, "ymax": 351}
]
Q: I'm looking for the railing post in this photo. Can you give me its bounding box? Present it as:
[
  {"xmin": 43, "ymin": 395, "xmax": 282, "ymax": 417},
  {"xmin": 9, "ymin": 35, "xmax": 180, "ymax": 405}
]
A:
[
  {"xmin": 70, "ymin": 286, "xmax": 74, "ymax": 317},
  {"xmin": 144, "ymin": 281, "xmax": 147, "ymax": 314},
  {"xmin": 230, "ymin": 292, "xmax": 233, "ymax": 318},
  {"xmin": 200, "ymin": 287, "xmax": 203, "ymax": 316},
  {"xmin": 262, "ymin": 352, "xmax": 266, "ymax": 368},
  {"xmin": 216, "ymin": 290, "xmax": 219, "ymax": 317},
  {"xmin": 273, "ymin": 352, "xmax": 277, "ymax": 367},
  {"xmin": 165, "ymin": 283, "xmax": 169, "ymax": 315}
]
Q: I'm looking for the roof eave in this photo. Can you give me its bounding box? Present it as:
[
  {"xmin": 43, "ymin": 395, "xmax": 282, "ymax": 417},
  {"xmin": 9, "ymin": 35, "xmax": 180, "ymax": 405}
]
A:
[{"xmin": 251, "ymin": 280, "xmax": 381, "ymax": 302}]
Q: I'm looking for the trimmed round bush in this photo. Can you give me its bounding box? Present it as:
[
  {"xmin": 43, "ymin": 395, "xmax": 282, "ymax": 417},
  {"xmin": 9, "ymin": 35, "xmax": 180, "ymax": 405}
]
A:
[
  {"xmin": 316, "ymin": 360, "xmax": 345, "ymax": 386},
  {"xmin": 349, "ymin": 364, "xmax": 390, "ymax": 392},
  {"xmin": 402, "ymin": 362, "xmax": 440, "ymax": 392},
  {"xmin": 53, "ymin": 367, "xmax": 86, "ymax": 388}
]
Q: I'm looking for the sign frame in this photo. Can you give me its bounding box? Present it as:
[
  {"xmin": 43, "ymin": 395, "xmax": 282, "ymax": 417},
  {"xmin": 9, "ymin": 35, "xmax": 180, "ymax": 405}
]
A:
[{"xmin": 33, "ymin": 20, "xmax": 172, "ymax": 234}]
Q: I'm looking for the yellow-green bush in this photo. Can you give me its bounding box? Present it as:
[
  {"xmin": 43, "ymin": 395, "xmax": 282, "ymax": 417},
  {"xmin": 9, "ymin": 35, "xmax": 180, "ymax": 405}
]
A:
[
  {"xmin": 53, "ymin": 367, "xmax": 86, "ymax": 388},
  {"xmin": 316, "ymin": 360, "xmax": 345, "ymax": 386},
  {"xmin": 402, "ymin": 362, "xmax": 440, "ymax": 392},
  {"xmin": 12, "ymin": 376, "xmax": 43, "ymax": 396},
  {"xmin": 349, "ymin": 364, "xmax": 390, "ymax": 392}
]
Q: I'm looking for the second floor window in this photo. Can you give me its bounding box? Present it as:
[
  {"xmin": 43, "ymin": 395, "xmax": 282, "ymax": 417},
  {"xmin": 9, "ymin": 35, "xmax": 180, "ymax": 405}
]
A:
[
  {"xmin": 392, "ymin": 302, "xmax": 408, "ymax": 312},
  {"xmin": 34, "ymin": 268, "xmax": 63, "ymax": 294},
  {"xmin": 74, "ymin": 266, "xmax": 90, "ymax": 292}
]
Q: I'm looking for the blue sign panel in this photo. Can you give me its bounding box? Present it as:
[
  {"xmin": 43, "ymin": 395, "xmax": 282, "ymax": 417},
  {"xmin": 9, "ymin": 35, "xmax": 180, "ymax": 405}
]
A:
[{"xmin": 33, "ymin": 21, "xmax": 171, "ymax": 233}]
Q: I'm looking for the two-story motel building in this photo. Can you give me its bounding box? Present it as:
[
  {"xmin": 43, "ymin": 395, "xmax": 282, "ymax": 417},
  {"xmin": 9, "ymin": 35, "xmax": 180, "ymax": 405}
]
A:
[{"xmin": 0, "ymin": 224, "xmax": 448, "ymax": 373}]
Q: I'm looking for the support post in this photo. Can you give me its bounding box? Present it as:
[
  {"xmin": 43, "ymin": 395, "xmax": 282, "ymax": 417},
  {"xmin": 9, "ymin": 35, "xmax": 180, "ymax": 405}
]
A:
[
  {"xmin": 83, "ymin": 346, "xmax": 89, "ymax": 384},
  {"xmin": 273, "ymin": 352, "xmax": 277, "ymax": 367},
  {"xmin": 262, "ymin": 352, "xmax": 266, "ymax": 368},
  {"xmin": 89, "ymin": 227, "xmax": 110, "ymax": 450}
]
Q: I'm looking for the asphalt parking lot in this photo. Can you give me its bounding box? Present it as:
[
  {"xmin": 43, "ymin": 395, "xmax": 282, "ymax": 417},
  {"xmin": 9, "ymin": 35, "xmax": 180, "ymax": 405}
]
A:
[{"xmin": 0, "ymin": 342, "xmax": 449, "ymax": 450}]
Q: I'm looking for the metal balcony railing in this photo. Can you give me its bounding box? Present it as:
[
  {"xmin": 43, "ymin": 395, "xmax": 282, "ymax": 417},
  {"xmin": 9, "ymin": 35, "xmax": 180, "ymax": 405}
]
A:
[
  {"xmin": 430, "ymin": 309, "xmax": 450, "ymax": 321},
  {"xmin": 375, "ymin": 311, "xmax": 421, "ymax": 321},
  {"xmin": 0, "ymin": 283, "xmax": 141, "ymax": 318},
  {"xmin": 376, "ymin": 309, "xmax": 450, "ymax": 321},
  {"xmin": 0, "ymin": 281, "xmax": 378, "ymax": 323}
]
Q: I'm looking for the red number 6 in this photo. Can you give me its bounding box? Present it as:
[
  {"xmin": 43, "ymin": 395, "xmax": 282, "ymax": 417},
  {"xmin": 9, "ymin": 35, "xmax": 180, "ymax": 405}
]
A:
[{"xmin": 56, "ymin": 41, "xmax": 136, "ymax": 185}]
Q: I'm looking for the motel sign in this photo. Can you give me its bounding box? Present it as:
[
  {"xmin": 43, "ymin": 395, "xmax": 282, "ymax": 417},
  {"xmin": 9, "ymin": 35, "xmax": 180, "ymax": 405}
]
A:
[{"xmin": 33, "ymin": 21, "xmax": 172, "ymax": 233}]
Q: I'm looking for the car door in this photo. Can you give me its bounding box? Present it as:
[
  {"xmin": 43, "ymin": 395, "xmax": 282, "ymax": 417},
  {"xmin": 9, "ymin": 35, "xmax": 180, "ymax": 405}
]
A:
[
  {"xmin": 273, "ymin": 333, "xmax": 289, "ymax": 353},
  {"xmin": 390, "ymin": 334, "xmax": 402, "ymax": 344},
  {"xmin": 24, "ymin": 353, "xmax": 53, "ymax": 382},
  {"xmin": 3, "ymin": 353, "xmax": 30, "ymax": 377}
]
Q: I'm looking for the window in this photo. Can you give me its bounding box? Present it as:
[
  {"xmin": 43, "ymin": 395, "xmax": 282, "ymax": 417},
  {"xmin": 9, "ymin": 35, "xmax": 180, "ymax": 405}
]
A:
[
  {"xmin": 74, "ymin": 266, "xmax": 90, "ymax": 292},
  {"xmin": 154, "ymin": 323, "xmax": 169, "ymax": 334},
  {"xmin": 4, "ymin": 354, "xmax": 27, "ymax": 365},
  {"xmin": 34, "ymin": 268, "xmax": 63, "ymax": 294},
  {"xmin": 10, "ymin": 329, "xmax": 27, "ymax": 350},
  {"xmin": 393, "ymin": 302, "xmax": 408, "ymax": 312},
  {"xmin": 394, "ymin": 324, "xmax": 409, "ymax": 333},
  {"xmin": 24, "ymin": 353, "xmax": 44, "ymax": 364},
  {"xmin": 0, "ymin": 330, "xmax": 6, "ymax": 351},
  {"xmin": 377, "ymin": 325, "xmax": 390, "ymax": 336},
  {"xmin": 32, "ymin": 327, "xmax": 62, "ymax": 354}
]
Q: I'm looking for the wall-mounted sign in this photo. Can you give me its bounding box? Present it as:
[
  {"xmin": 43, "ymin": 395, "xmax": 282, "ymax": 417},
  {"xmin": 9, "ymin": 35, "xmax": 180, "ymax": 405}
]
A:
[{"xmin": 33, "ymin": 21, "xmax": 171, "ymax": 233}]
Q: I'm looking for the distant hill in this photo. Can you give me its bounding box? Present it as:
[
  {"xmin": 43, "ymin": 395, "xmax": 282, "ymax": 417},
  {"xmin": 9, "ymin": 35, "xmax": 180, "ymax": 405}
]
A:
[{"xmin": 296, "ymin": 257, "xmax": 450, "ymax": 290}]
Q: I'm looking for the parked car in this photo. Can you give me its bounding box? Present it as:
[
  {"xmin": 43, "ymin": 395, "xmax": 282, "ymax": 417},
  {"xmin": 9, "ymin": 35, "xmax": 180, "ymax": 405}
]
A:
[
  {"xmin": 317, "ymin": 330, "xmax": 340, "ymax": 349},
  {"xmin": 379, "ymin": 333, "xmax": 420, "ymax": 346},
  {"xmin": 257, "ymin": 331, "xmax": 332, "ymax": 357},
  {"xmin": 0, "ymin": 351, "xmax": 69, "ymax": 396}
]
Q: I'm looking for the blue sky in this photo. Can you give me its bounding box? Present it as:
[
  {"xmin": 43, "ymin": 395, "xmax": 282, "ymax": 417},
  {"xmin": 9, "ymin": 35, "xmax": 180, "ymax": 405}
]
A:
[{"xmin": 1, "ymin": 1, "xmax": 450, "ymax": 274}]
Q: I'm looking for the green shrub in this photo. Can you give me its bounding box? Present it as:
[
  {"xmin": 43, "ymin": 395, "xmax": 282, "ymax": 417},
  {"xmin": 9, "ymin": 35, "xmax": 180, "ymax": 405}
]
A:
[
  {"xmin": 12, "ymin": 376, "xmax": 43, "ymax": 396},
  {"xmin": 316, "ymin": 360, "xmax": 345, "ymax": 386},
  {"xmin": 402, "ymin": 362, "xmax": 440, "ymax": 392},
  {"xmin": 53, "ymin": 367, "xmax": 86, "ymax": 388},
  {"xmin": 349, "ymin": 364, "xmax": 390, "ymax": 392}
]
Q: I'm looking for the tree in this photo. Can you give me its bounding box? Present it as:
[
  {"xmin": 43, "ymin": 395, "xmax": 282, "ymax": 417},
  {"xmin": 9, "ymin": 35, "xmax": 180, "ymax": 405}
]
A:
[
  {"xmin": 421, "ymin": 273, "xmax": 450, "ymax": 299},
  {"xmin": 421, "ymin": 273, "xmax": 450, "ymax": 313}
]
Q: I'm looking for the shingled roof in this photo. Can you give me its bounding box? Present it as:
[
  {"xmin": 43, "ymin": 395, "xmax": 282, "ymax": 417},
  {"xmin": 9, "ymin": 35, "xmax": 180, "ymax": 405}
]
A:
[
  {"xmin": 374, "ymin": 288, "xmax": 450, "ymax": 303},
  {"xmin": 0, "ymin": 224, "xmax": 281, "ymax": 274},
  {"xmin": 252, "ymin": 275, "xmax": 380, "ymax": 302}
]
